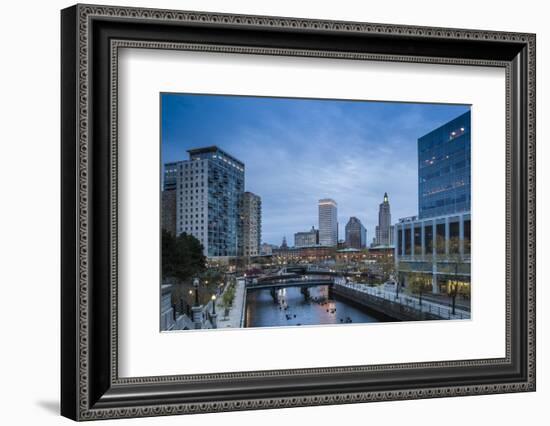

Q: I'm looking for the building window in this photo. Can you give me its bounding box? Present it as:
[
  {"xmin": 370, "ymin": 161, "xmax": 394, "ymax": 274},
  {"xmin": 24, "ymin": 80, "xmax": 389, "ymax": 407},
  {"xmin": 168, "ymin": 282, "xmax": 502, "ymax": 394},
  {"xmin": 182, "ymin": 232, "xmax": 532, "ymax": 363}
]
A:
[
  {"xmin": 424, "ymin": 223, "xmax": 433, "ymax": 254},
  {"xmin": 464, "ymin": 219, "xmax": 471, "ymax": 254},
  {"xmin": 397, "ymin": 229, "xmax": 402, "ymax": 253},
  {"xmin": 436, "ymin": 223, "xmax": 446, "ymax": 254},
  {"xmin": 404, "ymin": 228, "xmax": 411, "ymax": 255},
  {"xmin": 414, "ymin": 226, "xmax": 422, "ymax": 255},
  {"xmin": 450, "ymin": 220, "xmax": 460, "ymax": 253}
]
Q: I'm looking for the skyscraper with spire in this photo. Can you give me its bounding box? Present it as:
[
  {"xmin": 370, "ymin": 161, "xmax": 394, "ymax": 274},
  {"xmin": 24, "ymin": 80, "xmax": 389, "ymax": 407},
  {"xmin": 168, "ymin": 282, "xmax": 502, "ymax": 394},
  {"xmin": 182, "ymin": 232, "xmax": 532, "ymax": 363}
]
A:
[{"xmin": 374, "ymin": 192, "xmax": 394, "ymax": 247}]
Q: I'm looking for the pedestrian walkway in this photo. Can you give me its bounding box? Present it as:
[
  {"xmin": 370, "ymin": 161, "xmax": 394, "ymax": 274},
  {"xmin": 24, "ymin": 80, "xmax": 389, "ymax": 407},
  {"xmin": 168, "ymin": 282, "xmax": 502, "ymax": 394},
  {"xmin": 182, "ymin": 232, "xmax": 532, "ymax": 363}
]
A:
[
  {"xmin": 216, "ymin": 278, "xmax": 246, "ymax": 328},
  {"xmin": 340, "ymin": 282, "xmax": 470, "ymax": 320}
]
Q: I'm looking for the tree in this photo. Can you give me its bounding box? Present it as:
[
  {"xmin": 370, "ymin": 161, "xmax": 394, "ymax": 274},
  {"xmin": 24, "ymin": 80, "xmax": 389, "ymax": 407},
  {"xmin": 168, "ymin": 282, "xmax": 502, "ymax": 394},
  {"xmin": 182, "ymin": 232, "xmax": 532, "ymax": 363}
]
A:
[
  {"xmin": 199, "ymin": 268, "xmax": 225, "ymax": 298},
  {"xmin": 407, "ymin": 272, "xmax": 431, "ymax": 306},
  {"xmin": 162, "ymin": 229, "xmax": 206, "ymax": 283},
  {"xmin": 219, "ymin": 282, "xmax": 236, "ymax": 318},
  {"xmin": 436, "ymin": 237, "xmax": 467, "ymax": 315},
  {"xmin": 377, "ymin": 251, "xmax": 396, "ymax": 283}
]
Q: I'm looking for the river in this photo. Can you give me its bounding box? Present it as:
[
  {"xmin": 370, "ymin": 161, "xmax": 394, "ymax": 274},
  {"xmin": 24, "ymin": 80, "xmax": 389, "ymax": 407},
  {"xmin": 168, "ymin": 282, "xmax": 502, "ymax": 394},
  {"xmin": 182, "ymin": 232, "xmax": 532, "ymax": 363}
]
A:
[{"xmin": 244, "ymin": 285, "xmax": 384, "ymax": 328}]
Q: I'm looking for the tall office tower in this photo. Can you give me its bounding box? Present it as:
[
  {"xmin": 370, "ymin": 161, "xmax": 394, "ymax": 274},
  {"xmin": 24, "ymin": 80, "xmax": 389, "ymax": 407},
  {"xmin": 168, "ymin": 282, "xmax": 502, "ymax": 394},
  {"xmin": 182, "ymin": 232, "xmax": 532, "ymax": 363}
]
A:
[
  {"xmin": 318, "ymin": 199, "xmax": 338, "ymax": 246},
  {"xmin": 241, "ymin": 192, "xmax": 262, "ymax": 257},
  {"xmin": 164, "ymin": 146, "xmax": 245, "ymax": 257},
  {"xmin": 161, "ymin": 189, "xmax": 177, "ymax": 236},
  {"xmin": 345, "ymin": 217, "xmax": 367, "ymax": 249},
  {"xmin": 294, "ymin": 226, "xmax": 320, "ymax": 247},
  {"xmin": 418, "ymin": 110, "xmax": 471, "ymax": 219},
  {"xmin": 375, "ymin": 192, "xmax": 392, "ymax": 246}
]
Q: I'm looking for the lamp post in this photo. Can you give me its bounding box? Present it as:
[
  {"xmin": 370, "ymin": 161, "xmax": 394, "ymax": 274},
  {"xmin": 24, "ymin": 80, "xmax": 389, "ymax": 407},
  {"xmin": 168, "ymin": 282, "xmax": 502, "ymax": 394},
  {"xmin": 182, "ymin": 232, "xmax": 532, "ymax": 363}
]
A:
[
  {"xmin": 191, "ymin": 277, "xmax": 203, "ymax": 329},
  {"xmin": 193, "ymin": 277, "xmax": 200, "ymax": 307},
  {"xmin": 210, "ymin": 294, "xmax": 218, "ymax": 328}
]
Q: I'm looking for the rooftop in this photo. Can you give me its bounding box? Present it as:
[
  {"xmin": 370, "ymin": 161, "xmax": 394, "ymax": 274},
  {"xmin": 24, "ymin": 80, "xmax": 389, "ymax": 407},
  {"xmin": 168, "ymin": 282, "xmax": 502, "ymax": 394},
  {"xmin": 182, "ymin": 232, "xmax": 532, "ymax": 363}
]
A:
[
  {"xmin": 187, "ymin": 145, "xmax": 245, "ymax": 168},
  {"xmin": 336, "ymin": 248, "xmax": 362, "ymax": 253},
  {"xmin": 318, "ymin": 198, "xmax": 337, "ymax": 206}
]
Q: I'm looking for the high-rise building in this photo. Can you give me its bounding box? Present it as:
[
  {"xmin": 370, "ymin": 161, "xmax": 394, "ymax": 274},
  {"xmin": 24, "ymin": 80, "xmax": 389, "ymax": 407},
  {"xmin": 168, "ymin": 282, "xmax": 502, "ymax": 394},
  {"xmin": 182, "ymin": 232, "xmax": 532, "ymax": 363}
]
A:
[
  {"xmin": 241, "ymin": 192, "xmax": 262, "ymax": 257},
  {"xmin": 345, "ymin": 217, "xmax": 366, "ymax": 249},
  {"xmin": 318, "ymin": 199, "xmax": 338, "ymax": 246},
  {"xmin": 375, "ymin": 193, "xmax": 393, "ymax": 246},
  {"xmin": 294, "ymin": 226, "xmax": 319, "ymax": 247},
  {"xmin": 161, "ymin": 189, "xmax": 177, "ymax": 236},
  {"xmin": 164, "ymin": 146, "xmax": 245, "ymax": 257},
  {"xmin": 418, "ymin": 110, "xmax": 471, "ymax": 219}
]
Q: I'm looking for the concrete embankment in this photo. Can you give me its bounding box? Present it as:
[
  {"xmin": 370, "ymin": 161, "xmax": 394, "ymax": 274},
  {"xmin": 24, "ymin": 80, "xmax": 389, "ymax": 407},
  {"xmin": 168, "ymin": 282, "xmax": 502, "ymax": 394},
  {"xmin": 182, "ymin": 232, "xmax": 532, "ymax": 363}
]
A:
[{"xmin": 330, "ymin": 284, "xmax": 441, "ymax": 322}]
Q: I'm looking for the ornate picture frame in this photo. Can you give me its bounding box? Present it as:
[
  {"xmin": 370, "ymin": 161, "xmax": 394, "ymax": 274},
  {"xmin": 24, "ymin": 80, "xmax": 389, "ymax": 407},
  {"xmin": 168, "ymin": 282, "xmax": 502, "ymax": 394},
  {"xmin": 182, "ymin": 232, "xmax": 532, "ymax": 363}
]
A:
[{"xmin": 61, "ymin": 4, "xmax": 536, "ymax": 420}]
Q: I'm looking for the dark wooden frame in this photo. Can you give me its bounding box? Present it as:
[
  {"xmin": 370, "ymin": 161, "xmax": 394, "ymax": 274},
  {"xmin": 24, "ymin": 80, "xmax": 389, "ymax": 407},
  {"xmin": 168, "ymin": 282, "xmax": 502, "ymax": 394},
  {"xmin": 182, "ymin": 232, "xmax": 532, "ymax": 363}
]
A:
[{"xmin": 61, "ymin": 4, "xmax": 536, "ymax": 421}]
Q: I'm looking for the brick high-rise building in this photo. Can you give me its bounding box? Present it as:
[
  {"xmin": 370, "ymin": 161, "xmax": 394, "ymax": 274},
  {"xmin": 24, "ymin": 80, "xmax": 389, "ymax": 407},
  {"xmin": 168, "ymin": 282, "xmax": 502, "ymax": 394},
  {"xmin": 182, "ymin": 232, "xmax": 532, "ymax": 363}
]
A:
[{"xmin": 241, "ymin": 192, "xmax": 262, "ymax": 257}]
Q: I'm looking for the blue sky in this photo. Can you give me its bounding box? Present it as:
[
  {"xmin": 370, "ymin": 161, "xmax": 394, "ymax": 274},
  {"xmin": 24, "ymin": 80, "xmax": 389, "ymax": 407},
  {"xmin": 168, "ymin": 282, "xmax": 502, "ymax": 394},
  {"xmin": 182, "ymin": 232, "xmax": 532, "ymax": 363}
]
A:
[{"xmin": 161, "ymin": 93, "xmax": 469, "ymax": 246}]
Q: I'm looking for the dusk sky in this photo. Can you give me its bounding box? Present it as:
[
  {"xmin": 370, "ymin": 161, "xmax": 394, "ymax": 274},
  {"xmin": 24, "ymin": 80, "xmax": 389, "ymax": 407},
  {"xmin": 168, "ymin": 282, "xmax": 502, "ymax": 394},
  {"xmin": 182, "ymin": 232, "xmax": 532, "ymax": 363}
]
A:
[{"xmin": 161, "ymin": 93, "xmax": 469, "ymax": 246}]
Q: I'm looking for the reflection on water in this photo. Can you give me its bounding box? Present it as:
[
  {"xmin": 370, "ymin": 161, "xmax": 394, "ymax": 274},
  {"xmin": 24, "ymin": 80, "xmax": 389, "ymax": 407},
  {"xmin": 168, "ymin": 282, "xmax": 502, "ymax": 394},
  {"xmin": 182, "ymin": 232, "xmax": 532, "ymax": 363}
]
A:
[{"xmin": 245, "ymin": 285, "xmax": 382, "ymax": 328}]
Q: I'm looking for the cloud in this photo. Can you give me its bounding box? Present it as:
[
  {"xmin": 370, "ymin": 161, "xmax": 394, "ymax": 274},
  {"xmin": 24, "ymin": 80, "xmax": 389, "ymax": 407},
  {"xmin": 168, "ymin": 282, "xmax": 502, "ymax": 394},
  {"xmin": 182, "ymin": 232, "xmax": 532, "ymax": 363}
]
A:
[
  {"xmin": 162, "ymin": 94, "xmax": 469, "ymax": 245},
  {"xmin": 220, "ymin": 105, "xmax": 421, "ymax": 244}
]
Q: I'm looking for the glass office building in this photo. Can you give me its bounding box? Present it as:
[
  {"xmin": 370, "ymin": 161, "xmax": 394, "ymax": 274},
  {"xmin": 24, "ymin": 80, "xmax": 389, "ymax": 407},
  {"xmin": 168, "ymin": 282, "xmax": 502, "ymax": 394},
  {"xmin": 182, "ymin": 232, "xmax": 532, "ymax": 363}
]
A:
[
  {"xmin": 394, "ymin": 111, "xmax": 471, "ymax": 295},
  {"xmin": 418, "ymin": 110, "xmax": 471, "ymax": 219},
  {"xmin": 345, "ymin": 217, "xmax": 367, "ymax": 249}
]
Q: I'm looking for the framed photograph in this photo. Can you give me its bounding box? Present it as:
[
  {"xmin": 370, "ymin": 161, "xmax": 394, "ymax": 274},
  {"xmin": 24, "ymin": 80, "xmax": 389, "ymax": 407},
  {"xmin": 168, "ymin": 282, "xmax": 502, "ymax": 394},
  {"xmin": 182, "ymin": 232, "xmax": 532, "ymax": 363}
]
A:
[{"xmin": 61, "ymin": 4, "xmax": 536, "ymax": 421}]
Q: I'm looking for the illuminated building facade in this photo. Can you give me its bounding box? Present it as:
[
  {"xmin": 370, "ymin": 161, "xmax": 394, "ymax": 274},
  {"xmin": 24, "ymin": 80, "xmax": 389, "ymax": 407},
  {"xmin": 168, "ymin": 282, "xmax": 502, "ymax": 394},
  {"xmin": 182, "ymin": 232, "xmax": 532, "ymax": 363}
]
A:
[{"xmin": 418, "ymin": 110, "xmax": 471, "ymax": 219}]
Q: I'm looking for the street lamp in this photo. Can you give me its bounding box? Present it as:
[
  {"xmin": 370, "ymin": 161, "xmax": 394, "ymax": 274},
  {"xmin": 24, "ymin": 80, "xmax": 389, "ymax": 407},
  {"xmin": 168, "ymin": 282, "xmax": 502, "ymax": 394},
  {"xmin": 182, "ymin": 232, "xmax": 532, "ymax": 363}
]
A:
[
  {"xmin": 193, "ymin": 277, "xmax": 200, "ymax": 306},
  {"xmin": 211, "ymin": 294, "xmax": 216, "ymax": 315}
]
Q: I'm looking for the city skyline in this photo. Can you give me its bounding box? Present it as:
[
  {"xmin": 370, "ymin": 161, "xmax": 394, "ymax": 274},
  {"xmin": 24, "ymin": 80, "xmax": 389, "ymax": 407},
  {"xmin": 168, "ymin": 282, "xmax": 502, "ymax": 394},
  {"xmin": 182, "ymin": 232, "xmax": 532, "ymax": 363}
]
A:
[{"xmin": 162, "ymin": 93, "xmax": 470, "ymax": 245}]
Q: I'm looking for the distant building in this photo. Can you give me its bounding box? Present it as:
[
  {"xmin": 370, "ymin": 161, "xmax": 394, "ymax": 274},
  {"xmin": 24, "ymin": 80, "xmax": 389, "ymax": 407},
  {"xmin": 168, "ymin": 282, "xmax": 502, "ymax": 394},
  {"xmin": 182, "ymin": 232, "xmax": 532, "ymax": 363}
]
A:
[
  {"xmin": 294, "ymin": 226, "xmax": 319, "ymax": 247},
  {"xmin": 367, "ymin": 246, "xmax": 395, "ymax": 259},
  {"xmin": 164, "ymin": 146, "xmax": 245, "ymax": 257},
  {"xmin": 260, "ymin": 243, "xmax": 277, "ymax": 255},
  {"xmin": 318, "ymin": 199, "xmax": 338, "ymax": 246},
  {"xmin": 418, "ymin": 111, "xmax": 471, "ymax": 219},
  {"xmin": 374, "ymin": 193, "xmax": 393, "ymax": 246},
  {"xmin": 241, "ymin": 192, "xmax": 261, "ymax": 257},
  {"xmin": 281, "ymin": 236, "xmax": 289, "ymax": 250},
  {"xmin": 273, "ymin": 245, "xmax": 335, "ymax": 262},
  {"xmin": 336, "ymin": 248, "xmax": 365, "ymax": 263},
  {"xmin": 345, "ymin": 217, "xmax": 366, "ymax": 249},
  {"xmin": 161, "ymin": 189, "xmax": 176, "ymax": 236}
]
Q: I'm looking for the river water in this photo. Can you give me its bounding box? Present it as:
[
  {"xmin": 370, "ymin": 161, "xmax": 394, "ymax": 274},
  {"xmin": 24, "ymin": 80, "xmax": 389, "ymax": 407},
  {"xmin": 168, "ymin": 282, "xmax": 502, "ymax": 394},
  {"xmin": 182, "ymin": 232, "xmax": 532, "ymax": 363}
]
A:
[{"xmin": 244, "ymin": 285, "xmax": 383, "ymax": 328}]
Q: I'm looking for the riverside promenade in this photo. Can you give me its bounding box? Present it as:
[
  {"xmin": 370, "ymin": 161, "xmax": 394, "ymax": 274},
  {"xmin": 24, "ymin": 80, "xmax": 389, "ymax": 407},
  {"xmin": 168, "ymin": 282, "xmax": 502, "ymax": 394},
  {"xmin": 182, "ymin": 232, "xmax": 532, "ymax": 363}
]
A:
[
  {"xmin": 216, "ymin": 278, "xmax": 247, "ymax": 328},
  {"xmin": 334, "ymin": 281, "xmax": 470, "ymax": 321}
]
